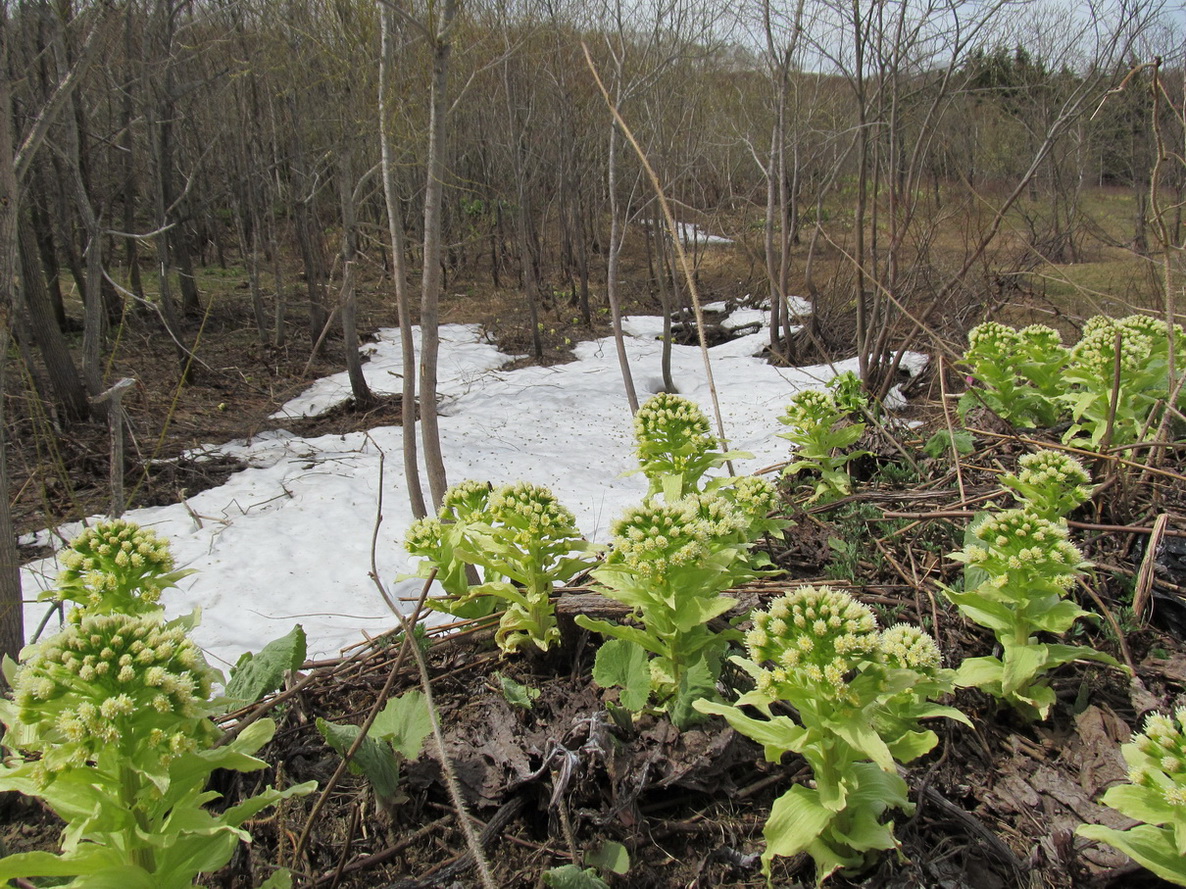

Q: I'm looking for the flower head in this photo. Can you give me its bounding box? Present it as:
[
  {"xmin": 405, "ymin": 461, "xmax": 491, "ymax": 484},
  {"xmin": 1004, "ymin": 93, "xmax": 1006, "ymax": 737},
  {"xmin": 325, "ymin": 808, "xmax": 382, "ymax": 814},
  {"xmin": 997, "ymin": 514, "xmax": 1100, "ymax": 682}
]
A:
[
  {"xmin": 11, "ymin": 612, "xmax": 216, "ymax": 779},
  {"xmin": 609, "ymin": 500, "xmax": 711, "ymax": 583},
  {"xmin": 404, "ymin": 517, "xmax": 444, "ymax": 559},
  {"xmin": 1002, "ymin": 450, "xmax": 1094, "ymax": 520},
  {"xmin": 487, "ymin": 482, "xmax": 581, "ymax": 543},
  {"xmin": 53, "ymin": 520, "xmax": 179, "ymax": 616},
  {"xmin": 440, "ymin": 480, "xmax": 493, "ymax": 523},
  {"xmin": 881, "ymin": 624, "xmax": 942, "ymax": 673},
  {"xmin": 633, "ymin": 394, "xmax": 721, "ymax": 490},
  {"xmin": 1126, "ymin": 709, "xmax": 1186, "ymax": 808},
  {"xmin": 963, "ymin": 507, "xmax": 1085, "ymax": 586},
  {"xmin": 746, "ymin": 585, "xmax": 880, "ymax": 700},
  {"xmin": 780, "ymin": 389, "xmax": 840, "ymax": 433}
]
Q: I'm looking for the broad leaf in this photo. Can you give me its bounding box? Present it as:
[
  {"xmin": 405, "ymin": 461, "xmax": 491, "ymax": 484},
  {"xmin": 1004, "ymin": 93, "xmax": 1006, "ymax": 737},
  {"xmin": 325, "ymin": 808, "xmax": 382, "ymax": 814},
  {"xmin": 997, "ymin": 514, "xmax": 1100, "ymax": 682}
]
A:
[
  {"xmin": 592, "ymin": 639, "xmax": 651, "ymax": 712},
  {"xmin": 223, "ymin": 625, "xmax": 307, "ymax": 706},
  {"xmin": 372, "ymin": 690, "xmax": 434, "ymax": 759},
  {"xmin": 316, "ymin": 717, "xmax": 401, "ymax": 801}
]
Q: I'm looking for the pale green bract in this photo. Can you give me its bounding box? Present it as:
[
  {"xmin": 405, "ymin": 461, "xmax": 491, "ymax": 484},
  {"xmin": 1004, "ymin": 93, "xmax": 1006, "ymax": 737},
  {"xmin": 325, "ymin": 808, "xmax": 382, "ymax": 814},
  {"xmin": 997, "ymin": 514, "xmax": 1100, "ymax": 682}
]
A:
[
  {"xmin": 778, "ymin": 388, "xmax": 867, "ymax": 503},
  {"xmin": 577, "ymin": 495, "xmax": 748, "ymax": 727},
  {"xmin": 633, "ymin": 393, "xmax": 746, "ymax": 500},
  {"xmin": 695, "ymin": 585, "xmax": 967, "ymax": 885},
  {"xmin": 960, "ymin": 314, "xmax": 1186, "ymax": 448},
  {"xmin": 1078, "ymin": 709, "xmax": 1186, "ymax": 885}
]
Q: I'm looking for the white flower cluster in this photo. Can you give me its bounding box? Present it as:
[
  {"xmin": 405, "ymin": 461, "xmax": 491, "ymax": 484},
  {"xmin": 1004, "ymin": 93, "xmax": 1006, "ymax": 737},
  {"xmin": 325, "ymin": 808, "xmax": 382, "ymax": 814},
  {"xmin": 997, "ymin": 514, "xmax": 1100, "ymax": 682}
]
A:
[
  {"xmin": 12, "ymin": 612, "xmax": 215, "ymax": 781},
  {"xmin": 55, "ymin": 519, "xmax": 176, "ymax": 612},
  {"xmin": 1130, "ymin": 709, "xmax": 1186, "ymax": 807},
  {"xmin": 780, "ymin": 388, "xmax": 839, "ymax": 431},
  {"xmin": 964, "ymin": 507, "xmax": 1083, "ymax": 585},
  {"xmin": 634, "ymin": 393, "xmax": 714, "ymax": 453},
  {"xmin": 610, "ymin": 500, "xmax": 715, "ymax": 582},
  {"xmin": 487, "ymin": 482, "xmax": 580, "ymax": 542},
  {"xmin": 745, "ymin": 586, "xmax": 943, "ymax": 704},
  {"xmin": 746, "ymin": 586, "xmax": 880, "ymax": 697}
]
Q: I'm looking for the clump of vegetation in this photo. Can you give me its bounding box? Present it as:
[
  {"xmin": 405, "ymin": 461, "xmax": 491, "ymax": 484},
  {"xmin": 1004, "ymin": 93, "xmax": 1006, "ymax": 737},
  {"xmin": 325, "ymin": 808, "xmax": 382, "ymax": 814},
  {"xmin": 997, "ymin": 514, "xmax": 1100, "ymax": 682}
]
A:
[
  {"xmin": 633, "ymin": 392, "xmax": 745, "ymax": 500},
  {"xmin": 945, "ymin": 450, "xmax": 1120, "ymax": 719},
  {"xmin": 959, "ymin": 322, "xmax": 1067, "ymax": 428},
  {"xmin": 1078, "ymin": 708, "xmax": 1186, "ymax": 886},
  {"xmin": 577, "ymin": 495, "xmax": 746, "ymax": 727},
  {"xmin": 404, "ymin": 480, "xmax": 596, "ymax": 653},
  {"xmin": 0, "ymin": 521, "xmax": 314, "ymax": 888},
  {"xmin": 46, "ymin": 518, "xmax": 194, "ymax": 617},
  {"xmin": 696, "ymin": 585, "xmax": 967, "ymax": 885},
  {"xmin": 960, "ymin": 315, "xmax": 1186, "ymax": 447},
  {"xmin": 778, "ymin": 386, "xmax": 867, "ymax": 503}
]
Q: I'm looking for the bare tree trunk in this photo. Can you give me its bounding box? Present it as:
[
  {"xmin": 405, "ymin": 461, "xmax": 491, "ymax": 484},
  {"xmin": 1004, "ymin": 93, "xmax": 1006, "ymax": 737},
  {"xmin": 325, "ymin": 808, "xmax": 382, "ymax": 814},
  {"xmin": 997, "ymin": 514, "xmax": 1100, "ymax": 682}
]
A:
[
  {"xmin": 605, "ymin": 121, "xmax": 638, "ymax": 412},
  {"xmin": 419, "ymin": 0, "xmax": 458, "ymax": 508},
  {"xmin": 0, "ymin": 27, "xmax": 23, "ymax": 664},
  {"xmin": 337, "ymin": 149, "xmax": 374, "ymax": 406},
  {"xmin": 379, "ymin": 1, "xmax": 426, "ymax": 520},
  {"xmin": 19, "ymin": 215, "xmax": 88, "ymax": 421}
]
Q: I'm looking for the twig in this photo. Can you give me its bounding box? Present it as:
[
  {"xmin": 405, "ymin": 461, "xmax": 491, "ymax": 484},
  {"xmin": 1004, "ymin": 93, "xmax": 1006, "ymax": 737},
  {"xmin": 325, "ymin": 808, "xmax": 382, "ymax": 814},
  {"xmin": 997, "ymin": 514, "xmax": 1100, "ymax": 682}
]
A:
[
  {"xmin": 310, "ymin": 816, "xmax": 451, "ymax": 886},
  {"xmin": 1079, "ymin": 579, "xmax": 1136, "ymax": 678},
  {"xmin": 939, "ymin": 357, "xmax": 967, "ymax": 504}
]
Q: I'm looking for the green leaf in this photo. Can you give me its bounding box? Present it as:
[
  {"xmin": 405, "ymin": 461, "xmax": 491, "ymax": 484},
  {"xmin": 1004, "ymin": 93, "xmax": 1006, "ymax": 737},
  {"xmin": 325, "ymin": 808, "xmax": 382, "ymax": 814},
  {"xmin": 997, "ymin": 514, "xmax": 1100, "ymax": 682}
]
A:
[
  {"xmin": 1001, "ymin": 642, "xmax": 1048, "ymax": 695},
  {"xmin": 223, "ymin": 625, "xmax": 307, "ymax": 706},
  {"xmin": 592, "ymin": 639, "xmax": 651, "ymax": 712},
  {"xmin": 316, "ymin": 717, "xmax": 402, "ymax": 802},
  {"xmin": 497, "ymin": 672, "xmax": 541, "ymax": 710},
  {"xmin": 762, "ymin": 785, "xmax": 833, "ymax": 870},
  {"xmin": 954, "ymin": 655, "xmax": 1004, "ymax": 690},
  {"xmin": 587, "ymin": 840, "xmax": 630, "ymax": 875},
  {"xmin": 542, "ymin": 864, "xmax": 612, "ymax": 889},
  {"xmin": 1097, "ymin": 784, "xmax": 1182, "ymax": 825},
  {"xmin": 669, "ymin": 657, "xmax": 717, "ymax": 729},
  {"xmin": 1077, "ymin": 823, "xmax": 1186, "ymax": 886},
  {"xmin": 694, "ymin": 700, "xmax": 807, "ymax": 763},
  {"xmin": 258, "ymin": 870, "xmax": 295, "ymax": 889},
  {"xmin": 923, "ymin": 429, "xmax": 975, "ymax": 460},
  {"xmin": 372, "ymin": 690, "xmax": 434, "ymax": 760}
]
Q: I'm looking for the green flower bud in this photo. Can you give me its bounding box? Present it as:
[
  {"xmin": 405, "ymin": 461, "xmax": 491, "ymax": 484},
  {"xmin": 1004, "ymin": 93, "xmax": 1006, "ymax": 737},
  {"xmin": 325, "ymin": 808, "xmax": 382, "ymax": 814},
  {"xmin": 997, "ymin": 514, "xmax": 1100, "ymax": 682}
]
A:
[
  {"xmin": 52, "ymin": 520, "xmax": 179, "ymax": 616},
  {"xmin": 11, "ymin": 612, "xmax": 217, "ymax": 779}
]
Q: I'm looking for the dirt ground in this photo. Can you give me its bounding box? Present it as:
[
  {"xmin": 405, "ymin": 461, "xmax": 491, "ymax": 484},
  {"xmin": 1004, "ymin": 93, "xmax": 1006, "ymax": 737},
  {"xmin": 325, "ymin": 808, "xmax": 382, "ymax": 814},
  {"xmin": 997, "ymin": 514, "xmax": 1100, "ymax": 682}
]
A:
[{"xmin": 5, "ymin": 238, "xmax": 1186, "ymax": 888}]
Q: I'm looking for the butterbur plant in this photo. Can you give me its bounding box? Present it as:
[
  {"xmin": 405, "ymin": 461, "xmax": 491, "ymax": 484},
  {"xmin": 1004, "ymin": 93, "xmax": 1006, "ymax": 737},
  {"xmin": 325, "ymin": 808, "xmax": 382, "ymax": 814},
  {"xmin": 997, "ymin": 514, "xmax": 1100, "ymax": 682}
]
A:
[
  {"xmin": 1077, "ymin": 709, "xmax": 1186, "ymax": 886},
  {"xmin": 46, "ymin": 518, "xmax": 194, "ymax": 617},
  {"xmin": 406, "ymin": 480, "xmax": 595, "ymax": 653},
  {"xmin": 958, "ymin": 322, "xmax": 1067, "ymax": 428},
  {"xmin": 778, "ymin": 388, "xmax": 866, "ymax": 503},
  {"xmin": 695, "ymin": 586, "xmax": 967, "ymax": 885},
  {"xmin": 999, "ymin": 449, "xmax": 1094, "ymax": 522},
  {"xmin": 576, "ymin": 496, "xmax": 746, "ymax": 726},
  {"xmin": 0, "ymin": 522, "xmax": 314, "ymax": 888},
  {"xmin": 1062, "ymin": 314, "xmax": 1186, "ymax": 448},
  {"xmin": 946, "ymin": 453, "xmax": 1118, "ymax": 719},
  {"xmin": 633, "ymin": 393, "xmax": 745, "ymax": 500},
  {"xmin": 404, "ymin": 480, "xmax": 495, "ymax": 611}
]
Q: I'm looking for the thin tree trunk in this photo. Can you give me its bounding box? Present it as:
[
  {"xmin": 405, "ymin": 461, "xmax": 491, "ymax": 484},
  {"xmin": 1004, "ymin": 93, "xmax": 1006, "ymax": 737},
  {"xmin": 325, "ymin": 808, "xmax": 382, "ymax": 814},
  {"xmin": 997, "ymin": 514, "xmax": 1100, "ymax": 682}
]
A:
[
  {"xmin": 379, "ymin": 2, "xmax": 426, "ymax": 520},
  {"xmin": 19, "ymin": 215, "xmax": 88, "ymax": 421},
  {"xmin": 605, "ymin": 121, "xmax": 638, "ymax": 412},
  {"xmin": 338, "ymin": 149, "xmax": 374, "ymax": 406},
  {"xmin": 0, "ymin": 9, "xmax": 25, "ymax": 665},
  {"xmin": 419, "ymin": 0, "xmax": 458, "ymax": 508}
]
